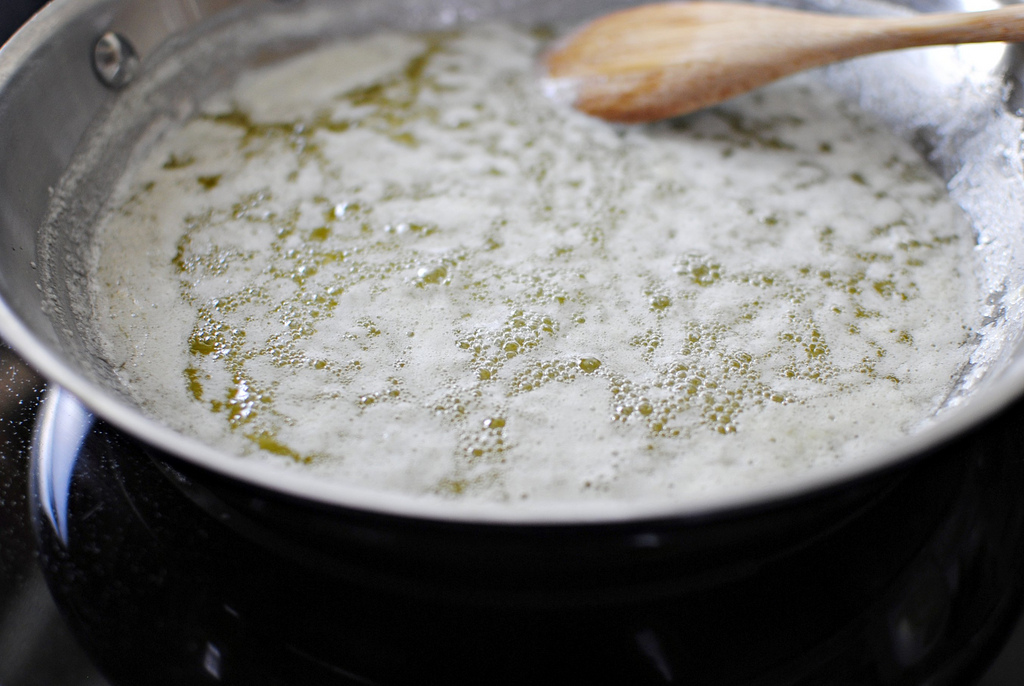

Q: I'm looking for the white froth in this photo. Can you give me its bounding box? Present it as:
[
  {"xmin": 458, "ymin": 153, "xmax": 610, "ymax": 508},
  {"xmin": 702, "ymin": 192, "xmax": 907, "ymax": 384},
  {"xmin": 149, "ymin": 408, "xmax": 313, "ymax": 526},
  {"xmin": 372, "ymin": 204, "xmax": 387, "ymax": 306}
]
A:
[{"xmin": 89, "ymin": 24, "xmax": 980, "ymax": 506}]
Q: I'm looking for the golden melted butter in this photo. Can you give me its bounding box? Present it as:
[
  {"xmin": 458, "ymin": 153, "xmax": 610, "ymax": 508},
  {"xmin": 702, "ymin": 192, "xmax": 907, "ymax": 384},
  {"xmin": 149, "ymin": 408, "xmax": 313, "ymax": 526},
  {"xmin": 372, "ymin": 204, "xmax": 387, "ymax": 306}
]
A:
[{"xmin": 90, "ymin": 25, "xmax": 980, "ymax": 505}]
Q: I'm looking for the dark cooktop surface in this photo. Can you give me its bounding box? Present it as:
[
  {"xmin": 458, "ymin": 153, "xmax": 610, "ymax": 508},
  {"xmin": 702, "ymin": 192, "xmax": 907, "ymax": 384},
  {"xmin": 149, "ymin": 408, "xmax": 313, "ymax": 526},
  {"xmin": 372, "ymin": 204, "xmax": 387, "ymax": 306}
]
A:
[{"xmin": 3, "ymin": 350, "xmax": 1024, "ymax": 684}]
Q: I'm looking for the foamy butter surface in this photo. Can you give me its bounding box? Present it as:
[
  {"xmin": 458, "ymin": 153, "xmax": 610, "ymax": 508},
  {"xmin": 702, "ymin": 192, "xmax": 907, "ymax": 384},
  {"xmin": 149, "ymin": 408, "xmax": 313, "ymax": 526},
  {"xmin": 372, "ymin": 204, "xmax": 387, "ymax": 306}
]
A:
[{"xmin": 91, "ymin": 24, "xmax": 979, "ymax": 505}]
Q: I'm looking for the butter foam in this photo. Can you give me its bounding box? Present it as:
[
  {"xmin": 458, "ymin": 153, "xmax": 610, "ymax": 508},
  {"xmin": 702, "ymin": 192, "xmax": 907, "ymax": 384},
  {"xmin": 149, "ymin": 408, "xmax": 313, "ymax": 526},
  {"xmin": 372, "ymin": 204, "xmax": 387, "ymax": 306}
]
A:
[{"xmin": 89, "ymin": 24, "xmax": 980, "ymax": 506}]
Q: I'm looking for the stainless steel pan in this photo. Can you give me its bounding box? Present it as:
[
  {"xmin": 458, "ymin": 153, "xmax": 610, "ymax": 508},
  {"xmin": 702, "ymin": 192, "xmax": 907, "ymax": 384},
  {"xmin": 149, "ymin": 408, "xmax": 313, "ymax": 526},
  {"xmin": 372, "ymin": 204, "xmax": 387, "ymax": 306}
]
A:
[
  {"xmin": 7, "ymin": 1, "xmax": 1024, "ymax": 682},
  {"xmin": 3, "ymin": 0, "xmax": 1024, "ymax": 522}
]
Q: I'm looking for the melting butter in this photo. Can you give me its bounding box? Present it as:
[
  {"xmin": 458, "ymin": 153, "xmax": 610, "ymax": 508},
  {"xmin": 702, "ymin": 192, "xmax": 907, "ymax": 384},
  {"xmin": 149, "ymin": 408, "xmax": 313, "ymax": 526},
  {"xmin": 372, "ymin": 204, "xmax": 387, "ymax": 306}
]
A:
[{"xmin": 90, "ymin": 24, "xmax": 980, "ymax": 505}]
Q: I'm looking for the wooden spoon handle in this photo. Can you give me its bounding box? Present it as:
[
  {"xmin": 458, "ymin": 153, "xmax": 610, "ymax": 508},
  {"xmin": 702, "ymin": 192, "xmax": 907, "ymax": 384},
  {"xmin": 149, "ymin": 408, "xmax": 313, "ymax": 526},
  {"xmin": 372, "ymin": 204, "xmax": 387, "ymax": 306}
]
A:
[
  {"xmin": 875, "ymin": 4, "xmax": 1024, "ymax": 48},
  {"xmin": 736, "ymin": 4, "xmax": 1024, "ymax": 70}
]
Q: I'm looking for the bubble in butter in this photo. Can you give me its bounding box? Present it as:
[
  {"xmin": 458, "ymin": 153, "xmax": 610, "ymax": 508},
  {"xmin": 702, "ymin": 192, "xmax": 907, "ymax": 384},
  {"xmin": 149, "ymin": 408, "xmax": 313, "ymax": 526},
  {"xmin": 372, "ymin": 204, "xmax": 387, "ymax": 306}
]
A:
[{"xmin": 90, "ymin": 24, "xmax": 980, "ymax": 506}]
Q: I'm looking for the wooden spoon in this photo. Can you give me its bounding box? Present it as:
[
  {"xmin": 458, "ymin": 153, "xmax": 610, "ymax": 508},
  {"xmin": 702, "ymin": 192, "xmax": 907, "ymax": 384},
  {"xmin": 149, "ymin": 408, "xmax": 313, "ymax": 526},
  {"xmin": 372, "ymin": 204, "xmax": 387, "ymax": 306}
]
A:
[{"xmin": 543, "ymin": 2, "xmax": 1024, "ymax": 123}]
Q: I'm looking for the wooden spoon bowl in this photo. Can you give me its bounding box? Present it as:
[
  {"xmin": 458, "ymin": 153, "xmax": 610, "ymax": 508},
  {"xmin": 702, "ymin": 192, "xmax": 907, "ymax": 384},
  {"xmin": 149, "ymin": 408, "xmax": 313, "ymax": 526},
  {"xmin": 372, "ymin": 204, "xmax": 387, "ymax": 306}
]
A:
[{"xmin": 543, "ymin": 2, "xmax": 1024, "ymax": 122}]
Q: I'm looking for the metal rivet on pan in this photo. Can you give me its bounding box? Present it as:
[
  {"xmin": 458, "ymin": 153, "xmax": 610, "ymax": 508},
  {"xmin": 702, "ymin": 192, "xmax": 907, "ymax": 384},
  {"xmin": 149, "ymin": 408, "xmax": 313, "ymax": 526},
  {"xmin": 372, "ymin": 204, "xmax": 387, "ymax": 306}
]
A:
[{"xmin": 93, "ymin": 32, "xmax": 140, "ymax": 89}]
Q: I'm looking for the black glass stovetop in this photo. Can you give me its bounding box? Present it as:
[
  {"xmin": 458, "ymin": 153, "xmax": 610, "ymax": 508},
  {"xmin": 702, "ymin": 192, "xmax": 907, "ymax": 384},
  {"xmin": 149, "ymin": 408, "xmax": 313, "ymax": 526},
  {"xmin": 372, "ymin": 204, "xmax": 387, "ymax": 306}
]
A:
[{"xmin": 3, "ymin": 348, "xmax": 1024, "ymax": 684}]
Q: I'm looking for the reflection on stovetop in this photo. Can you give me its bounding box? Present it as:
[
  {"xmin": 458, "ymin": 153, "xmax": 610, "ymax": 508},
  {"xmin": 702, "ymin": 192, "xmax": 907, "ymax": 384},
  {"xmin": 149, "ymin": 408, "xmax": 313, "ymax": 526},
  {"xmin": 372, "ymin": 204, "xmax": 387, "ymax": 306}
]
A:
[
  {"xmin": 2, "ymin": 341, "xmax": 1024, "ymax": 685},
  {"xmin": 0, "ymin": 346, "xmax": 106, "ymax": 686}
]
